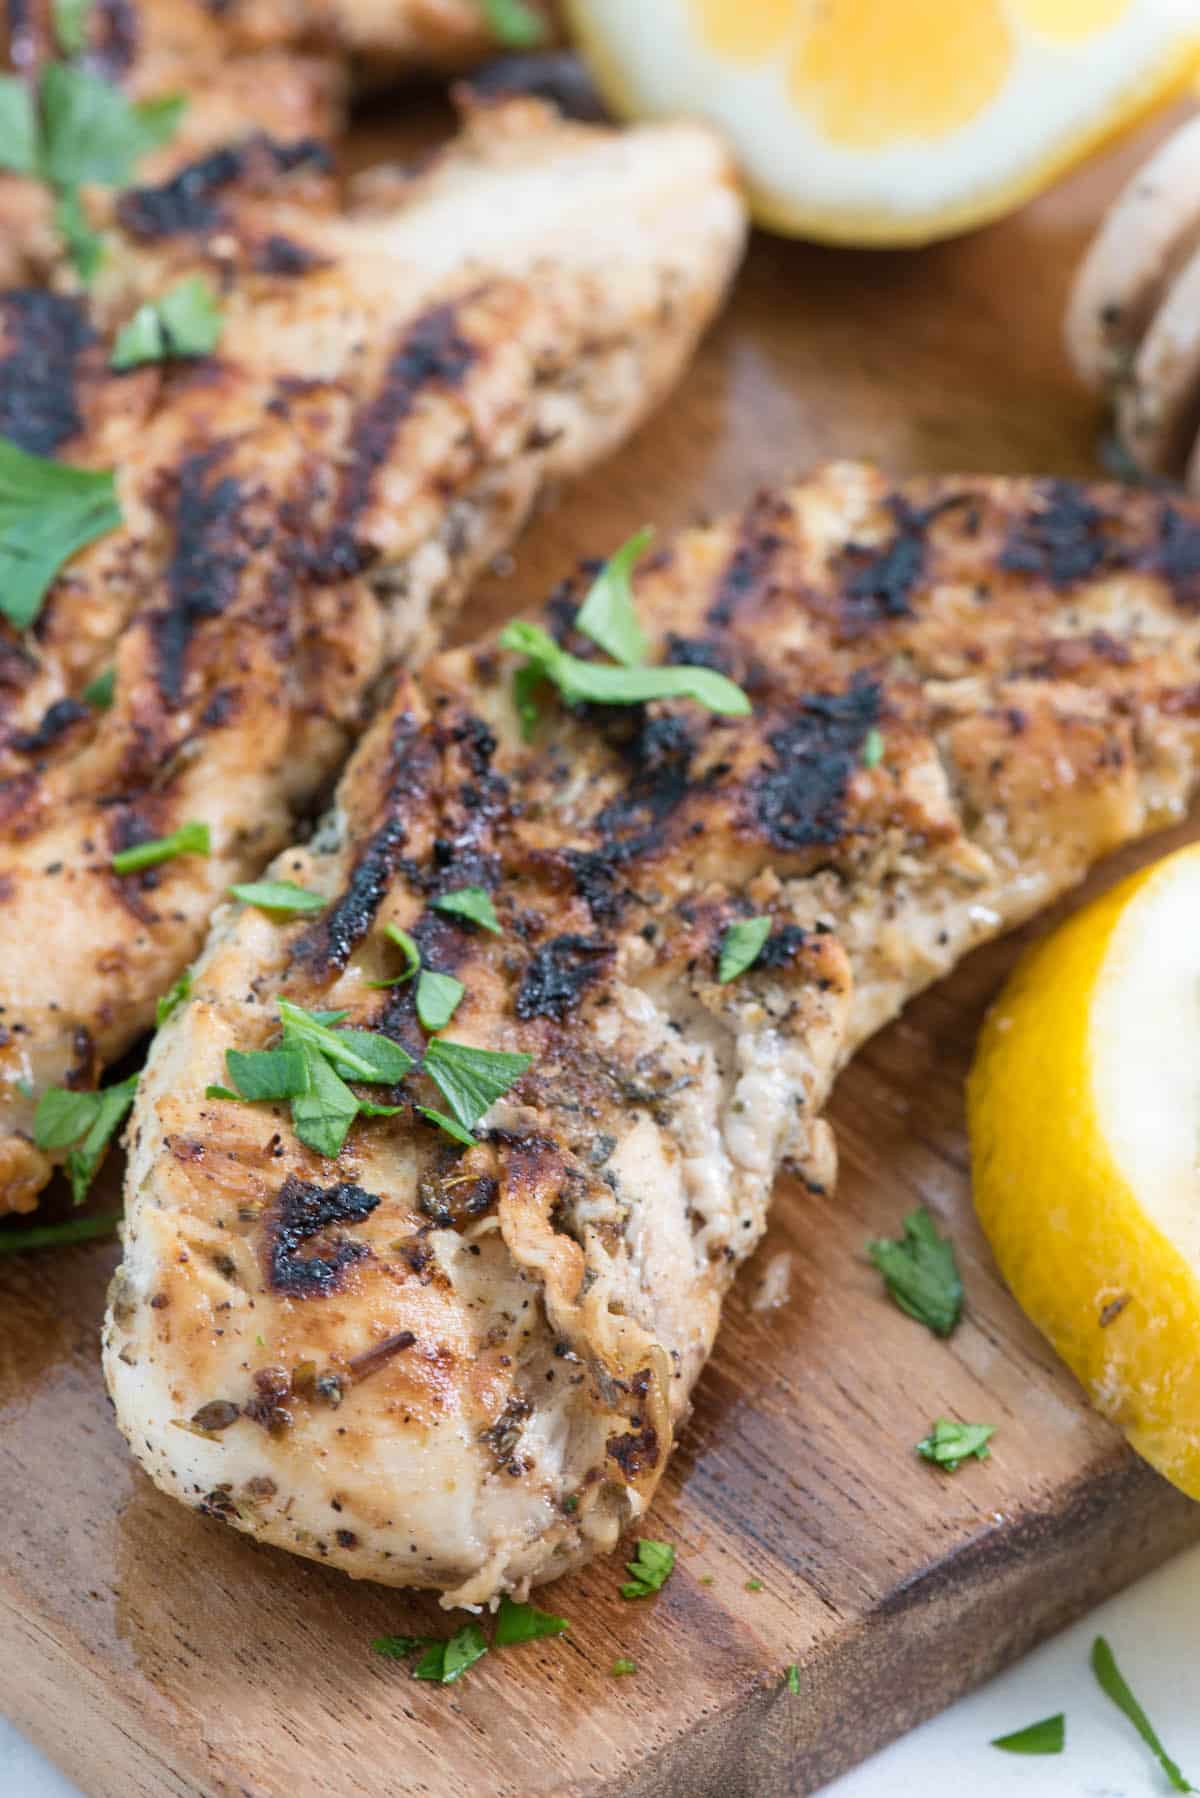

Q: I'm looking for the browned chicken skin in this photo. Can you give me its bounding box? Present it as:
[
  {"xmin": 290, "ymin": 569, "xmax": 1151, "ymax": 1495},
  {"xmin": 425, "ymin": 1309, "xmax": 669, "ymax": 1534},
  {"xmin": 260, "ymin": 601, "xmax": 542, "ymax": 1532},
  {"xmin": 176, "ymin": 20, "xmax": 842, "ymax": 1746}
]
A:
[
  {"xmin": 0, "ymin": 96, "xmax": 746, "ymax": 1210},
  {"xmin": 105, "ymin": 464, "xmax": 1200, "ymax": 1602}
]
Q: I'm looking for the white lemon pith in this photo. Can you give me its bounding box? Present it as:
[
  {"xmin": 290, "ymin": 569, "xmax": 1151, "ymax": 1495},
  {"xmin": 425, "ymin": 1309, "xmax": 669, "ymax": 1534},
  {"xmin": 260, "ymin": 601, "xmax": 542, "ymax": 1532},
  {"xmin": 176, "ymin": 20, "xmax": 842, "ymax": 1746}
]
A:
[
  {"xmin": 565, "ymin": 0, "xmax": 1200, "ymax": 245},
  {"xmin": 969, "ymin": 843, "xmax": 1200, "ymax": 1498}
]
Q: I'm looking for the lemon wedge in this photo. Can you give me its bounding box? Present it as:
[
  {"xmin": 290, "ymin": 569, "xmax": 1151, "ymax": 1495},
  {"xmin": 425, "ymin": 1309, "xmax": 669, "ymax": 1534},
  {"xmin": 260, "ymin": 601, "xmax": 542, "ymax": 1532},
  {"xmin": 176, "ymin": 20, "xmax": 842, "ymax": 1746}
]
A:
[
  {"xmin": 565, "ymin": 0, "xmax": 1200, "ymax": 245},
  {"xmin": 969, "ymin": 842, "xmax": 1200, "ymax": 1498}
]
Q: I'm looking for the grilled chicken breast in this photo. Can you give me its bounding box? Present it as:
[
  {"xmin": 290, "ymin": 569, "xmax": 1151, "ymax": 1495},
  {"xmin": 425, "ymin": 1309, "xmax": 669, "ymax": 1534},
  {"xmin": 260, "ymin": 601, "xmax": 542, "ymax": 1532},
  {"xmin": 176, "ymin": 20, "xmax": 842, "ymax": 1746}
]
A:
[
  {"xmin": 105, "ymin": 463, "xmax": 1200, "ymax": 1603},
  {"xmin": 0, "ymin": 97, "xmax": 746, "ymax": 1211}
]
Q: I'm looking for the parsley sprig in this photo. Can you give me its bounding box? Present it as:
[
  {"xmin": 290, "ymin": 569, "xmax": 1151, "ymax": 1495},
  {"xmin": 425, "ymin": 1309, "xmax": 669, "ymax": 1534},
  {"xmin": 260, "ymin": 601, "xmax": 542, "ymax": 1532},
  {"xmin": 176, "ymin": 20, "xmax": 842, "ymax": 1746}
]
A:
[
  {"xmin": 1091, "ymin": 1636, "xmax": 1192, "ymax": 1792},
  {"xmin": 991, "ymin": 1713, "xmax": 1064, "ymax": 1756},
  {"xmin": 111, "ymin": 276, "xmax": 222, "ymax": 371},
  {"xmin": 112, "ymin": 819, "xmax": 209, "ymax": 875},
  {"xmin": 372, "ymin": 1596, "xmax": 567, "ymax": 1687},
  {"xmin": 867, "ymin": 1206, "xmax": 963, "ymax": 1337},
  {"xmin": 477, "ymin": 0, "xmax": 547, "ymax": 48},
  {"xmin": 32, "ymin": 1073, "xmax": 137, "ymax": 1203},
  {"xmin": 0, "ymin": 1209, "xmax": 120, "ymax": 1254},
  {"xmin": 0, "ymin": 439, "xmax": 121, "ymax": 631},
  {"xmin": 916, "ymin": 1418, "xmax": 994, "ymax": 1472},
  {"xmin": 620, "ymin": 1538, "xmax": 675, "ymax": 1599},
  {"xmin": 718, "ymin": 916, "xmax": 770, "ymax": 984}
]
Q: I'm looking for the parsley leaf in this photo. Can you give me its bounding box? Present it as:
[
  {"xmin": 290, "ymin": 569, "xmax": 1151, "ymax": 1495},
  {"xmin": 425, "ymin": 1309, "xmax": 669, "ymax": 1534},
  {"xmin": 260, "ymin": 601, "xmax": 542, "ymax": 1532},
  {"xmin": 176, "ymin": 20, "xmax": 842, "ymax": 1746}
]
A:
[
  {"xmin": 367, "ymin": 921, "xmax": 420, "ymax": 987},
  {"xmin": 416, "ymin": 969, "xmax": 464, "ymax": 1033},
  {"xmin": 785, "ymin": 1664, "xmax": 800, "ymax": 1695},
  {"xmin": 39, "ymin": 66, "xmax": 183, "ymax": 190},
  {"xmin": 1090, "ymin": 1636, "xmax": 1192, "ymax": 1792},
  {"xmin": 289, "ymin": 1044, "xmax": 360, "ymax": 1160},
  {"xmin": 0, "ymin": 78, "xmax": 37, "ymax": 175},
  {"xmin": 414, "ymin": 1622, "xmax": 488, "ymax": 1685},
  {"xmin": 225, "ymin": 1046, "xmax": 308, "ymax": 1102},
  {"xmin": 229, "ymin": 879, "xmax": 325, "ymax": 916},
  {"xmin": 501, "ymin": 619, "xmax": 752, "ymax": 719},
  {"xmin": 155, "ymin": 967, "xmax": 192, "ymax": 1027},
  {"xmin": 423, "ymin": 1038, "xmax": 532, "ymax": 1133},
  {"xmin": 110, "ymin": 276, "xmax": 222, "ymax": 371},
  {"xmin": 620, "ymin": 1538, "xmax": 675, "ymax": 1599},
  {"xmin": 867, "ymin": 1206, "xmax": 963, "ymax": 1337},
  {"xmin": 574, "ymin": 528, "xmax": 652, "ymax": 668},
  {"xmin": 493, "ymin": 1596, "xmax": 569, "ymax": 1646},
  {"xmin": 371, "ymin": 1634, "xmax": 426, "ymax": 1660},
  {"xmin": 204, "ymin": 1084, "xmax": 239, "ymax": 1102},
  {"xmin": 718, "ymin": 915, "xmax": 770, "ymax": 984},
  {"xmin": 0, "ymin": 1209, "xmax": 120, "ymax": 1254},
  {"xmin": 512, "ymin": 661, "xmax": 542, "ymax": 741},
  {"xmin": 861, "ymin": 726, "xmax": 884, "ymax": 769},
  {"xmin": 612, "ymin": 1658, "xmax": 637, "ymax": 1677},
  {"xmin": 0, "ymin": 439, "xmax": 121, "ymax": 630},
  {"xmin": 430, "ymin": 886, "xmax": 501, "ymax": 934},
  {"xmin": 112, "ymin": 818, "xmax": 209, "ymax": 875},
  {"xmin": 278, "ymin": 1002, "xmax": 415, "ymax": 1085},
  {"xmin": 82, "ymin": 666, "xmax": 115, "ymax": 709},
  {"xmin": 53, "ymin": 187, "xmax": 103, "ymax": 281},
  {"xmin": 991, "ymin": 1714, "xmax": 1065, "ymax": 1756},
  {"xmin": 477, "ymin": 0, "xmax": 547, "ymax": 48},
  {"xmin": 52, "ymin": 0, "xmax": 91, "ymax": 54},
  {"xmin": 415, "ymin": 1105, "xmax": 477, "ymax": 1147},
  {"xmin": 917, "ymin": 1418, "xmax": 994, "ymax": 1472},
  {"xmin": 33, "ymin": 1073, "xmax": 137, "ymax": 1204}
]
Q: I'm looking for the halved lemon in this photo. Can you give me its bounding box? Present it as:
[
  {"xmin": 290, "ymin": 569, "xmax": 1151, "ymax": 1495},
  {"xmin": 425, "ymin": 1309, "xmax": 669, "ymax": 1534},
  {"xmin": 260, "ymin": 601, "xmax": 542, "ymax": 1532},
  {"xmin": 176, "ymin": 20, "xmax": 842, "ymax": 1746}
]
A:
[
  {"xmin": 969, "ymin": 842, "xmax": 1200, "ymax": 1498},
  {"xmin": 565, "ymin": 0, "xmax": 1200, "ymax": 245}
]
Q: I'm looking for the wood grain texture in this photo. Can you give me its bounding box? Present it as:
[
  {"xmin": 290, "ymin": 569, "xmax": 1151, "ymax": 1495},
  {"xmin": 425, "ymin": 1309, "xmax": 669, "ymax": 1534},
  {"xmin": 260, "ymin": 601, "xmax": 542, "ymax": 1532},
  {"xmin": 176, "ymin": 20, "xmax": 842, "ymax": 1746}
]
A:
[{"xmin": 3, "ymin": 91, "xmax": 1200, "ymax": 1798}]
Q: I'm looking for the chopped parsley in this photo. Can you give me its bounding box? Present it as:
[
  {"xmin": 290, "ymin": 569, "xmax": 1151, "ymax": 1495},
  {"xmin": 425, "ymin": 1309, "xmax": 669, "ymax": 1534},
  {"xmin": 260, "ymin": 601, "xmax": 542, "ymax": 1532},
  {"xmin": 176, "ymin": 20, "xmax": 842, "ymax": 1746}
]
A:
[
  {"xmin": 422, "ymin": 1038, "xmax": 531, "ymax": 1137},
  {"xmin": 110, "ymin": 276, "xmax": 222, "ymax": 371},
  {"xmin": 493, "ymin": 1596, "xmax": 568, "ymax": 1645},
  {"xmin": 991, "ymin": 1713, "xmax": 1064, "ymax": 1756},
  {"xmin": 917, "ymin": 1418, "xmax": 994, "ymax": 1472},
  {"xmin": 620, "ymin": 1538, "xmax": 675, "ymax": 1600},
  {"xmin": 155, "ymin": 967, "xmax": 192, "ymax": 1027},
  {"xmin": 0, "ymin": 439, "xmax": 121, "ymax": 630},
  {"xmin": 477, "ymin": 0, "xmax": 547, "ymax": 48},
  {"xmin": 224, "ymin": 1046, "xmax": 309, "ymax": 1102},
  {"xmin": 501, "ymin": 617, "xmax": 751, "ymax": 720},
  {"xmin": 415, "ymin": 969, "xmax": 464, "ymax": 1032},
  {"xmin": 414, "ymin": 1622, "xmax": 489, "ymax": 1685},
  {"xmin": 229, "ymin": 879, "xmax": 325, "ymax": 916},
  {"xmin": 867, "ymin": 1206, "xmax": 963, "ymax": 1337},
  {"xmin": 785, "ymin": 1663, "xmax": 800, "ymax": 1695},
  {"xmin": 1090, "ymin": 1636, "xmax": 1192, "ymax": 1792},
  {"xmin": 745, "ymin": 1578, "xmax": 764, "ymax": 1592},
  {"xmin": 368, "ymin": 921, "xmax": 420, "ymax": 986},
  {"xmin": 574, "ymin": 528, "xmax": 652, "ymax": 668},
  {"xmin": 415, "ymin": 1105, "xmax": 477, "ymax": 1147},
  {"xmin": 33, "ymin": 1073, "xmax": 137, "ymax": 1204},
  {"xmin": 52, "ymin": 0, "xmax": 91, "ymax": 55},
  {"xmin": 431, "ymin": 886, "xmax": 501, "ymax": 935},
  {"xmin": 718, "ymin": 915, "xmax": 770, "ymax": 984},
  {"xmin": 372, "ymin": 1634, "xmax": 426, "ymax": 1660},
  {"xmin": 0, "ymin": 1208, "xmax": 120, "ymax": 1254},
  {"xmin": 861, "ymin": 726, "xmax": 884, "ymax": 769},
  {"xmin": 612, "ymin": 1658, "xmax": 637, "ymax": 1677},
  {"xmin": 0, "ymin": 79, "xmax": 37, "ymax": 175},
  {"xmin": 112, "ymin": 818, "xmax": 210, "ymax": 875},
  {"xmin": 82, "ymin": 666, "xmax": 115, "ymax": 709}
]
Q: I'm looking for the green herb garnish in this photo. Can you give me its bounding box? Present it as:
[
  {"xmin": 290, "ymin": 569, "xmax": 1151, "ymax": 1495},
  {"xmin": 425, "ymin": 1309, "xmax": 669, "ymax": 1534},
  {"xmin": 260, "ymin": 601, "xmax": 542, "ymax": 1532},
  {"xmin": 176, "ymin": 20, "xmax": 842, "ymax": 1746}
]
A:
[
  {"xmin": 501, "ymin": 618, "xmax": 751, "ymax": 719},
  {"xmin": 785, "ymin": 1664, "xmax": 800, "ymax": 1695},
  {"xmin": 991, "ymin": 1714, "xmax": 1064, "ymax": 1756},
  {"xmin": 477, "ymin": 0, "xmax": 547, "ymax": 49},
  {"xmin": 867, "ymin": 1206, "xmax": 963, "ymax": 1337},
  {"xmin": 620, "ymin": 1538, "xmax": 675, "ymax": 1600},
  {"xmin": 718, "ymin": 915, "xmax": 770, "ymax": 984},
  {"xmin": 574, "ymin": 528, "xmax": 652, "ymax": 668},
  {"xmin": 33, "ymin": 1073, "xmax": 137, "ymax": 1204},
  {"xmin": 415, "ymin": 1106, "xmax": 477, "ymax": 1147},
  {"xmin": 861, "ymin": 726, "xmax": 884, "ymax": 769},
  {"xmin": 155, "ymin": 967, "xmax": 192, "ymax": 1027},
  {"xmin": 917, "ymin": 1418, "xmax": 994, "ymax": 1472},
  {"xmin": 371, "ymin": 1634, "xmax": 426, "ymax": 1660},
  {"xmin": 112, "ymin": 818, "xmax": 209, "ymax": 875},
  {"xmin": 416, "ymin": 969, "xmax": 465, "ymax": 1032},
  {"xmin": 430, "ymin": 887, "xmax": 501, "ymax": 935},
  {"xmin": 0, "ymin": 439, "xmax": 120, "ymax": 630},
  {"xmin": 493, "ymin": 1596, "xmax": 569, "ymax": 1646},
  {"xmin": 204, "ymin": 1084, "xmax": 239, "ymax": 1102},
  {"xmin": 53, "ymin": 186, "xmax": 102, "ymax": 281},
  {"xmin": 368, "ymin": 922, "xmax": 421, "ymax": 987},
  {"xmin": 0, "ymin": 79, "xmax": 37, "ymax": 174},
  {"xmin": 229, "ymin": 879, "xmax": 325, "ymax": 916},
  {"xmin": 745, "ymin": 1578, "xmax": 764, "ymax": 1592},
  {"xmin": 0, "ymin": 1208, "xmax": 120, "ymax": 1254},
  {"xmin": 224, "ymin": 1046, "xmax": 309, "ymax": 1102},
  {"xmin": 414, "ymin": 1622, "xmax": 488, "ymax": 1685},
  {"xmin": 38, "ymin": 65, "xmax": 181, "ymax": 190},
  {"xmin": 52, "ymin": 0, "xmax": 91, "ymax": 55},
  {"xmin": 422, "ymin": 1038, "xmax": 531, "ymax": 1136},
  {"xmin": 612, "ymin": 1658, "xmax": 637, "ymax": 1677},
  {"xmin": 1090, "ymin": 1636, "xmax": 1192, "ymax": 1792},
  {"xmin": 82, "ymin": 666, "xmax": 115, "ymax": 709},
  {"xmin": 110, "ymin": 276, "xmax": 222, "ymax": 371},
  {"xmin": 277, "ymin": 1001, "xmax": 414, "ymax": 1084}
]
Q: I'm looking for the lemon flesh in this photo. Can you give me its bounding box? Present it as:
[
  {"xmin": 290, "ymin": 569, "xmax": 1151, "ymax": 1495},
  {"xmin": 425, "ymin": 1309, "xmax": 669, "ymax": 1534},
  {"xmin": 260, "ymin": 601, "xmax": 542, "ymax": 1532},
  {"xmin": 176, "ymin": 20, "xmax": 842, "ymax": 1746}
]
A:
[
  {"xmin": 969, "ymin": 842, "xmax": 1200, "ymax": 1498},
  {"xmin": 566, "ymin": 0, "xmax": 1200, "ymax": 245}
]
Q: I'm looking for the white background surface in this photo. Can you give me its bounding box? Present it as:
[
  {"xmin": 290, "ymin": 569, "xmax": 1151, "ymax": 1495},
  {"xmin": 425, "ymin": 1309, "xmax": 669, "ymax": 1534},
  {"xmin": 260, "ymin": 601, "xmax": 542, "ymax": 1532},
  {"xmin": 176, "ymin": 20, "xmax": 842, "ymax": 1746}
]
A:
[{"xmin": 3, "ymin": 1541, "xmax": 1197, "ymax": 1796}]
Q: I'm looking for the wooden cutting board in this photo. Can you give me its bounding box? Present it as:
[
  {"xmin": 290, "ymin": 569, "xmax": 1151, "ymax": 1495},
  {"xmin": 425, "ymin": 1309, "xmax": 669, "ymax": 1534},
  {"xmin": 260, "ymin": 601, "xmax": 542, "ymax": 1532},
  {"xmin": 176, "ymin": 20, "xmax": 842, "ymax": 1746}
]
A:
[{"xmin": 3, "ymin": 89, "xmax": 1200, "ymax": 1798}]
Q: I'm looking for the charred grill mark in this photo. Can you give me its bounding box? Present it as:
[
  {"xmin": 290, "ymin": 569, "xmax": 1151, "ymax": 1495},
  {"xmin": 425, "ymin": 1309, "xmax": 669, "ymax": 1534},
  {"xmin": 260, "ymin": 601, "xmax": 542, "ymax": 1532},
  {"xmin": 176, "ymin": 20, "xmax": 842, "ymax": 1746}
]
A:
[
  {"xmin": 87, "ymin": 0, "xmax": 137, "ymax": 77},
  {"xmin": 0, "ymin": 291, "xmax": 95, "ymax": 456},
  {"xmin": 266, "ymin": 1175, "xmax": 381, "ymax": 1298},
  {"xmin": 665, "ymin": 633, "xmax": 735, "ymax": 676},
  {"xmin": 312, "ymin": 303, "xmax": 478, "ymax": 581},
  {"xmin": 569, "ymin": 712, "xmax": 699, "ymax": 919},
  {"xmin": 755, "ymin": 923, "xmax": 809, "ymax": 969},
  {"xmin": 9, "ymin": 696, "xmax": 89, "ymax": 755},
  {"xmin": 117, "ymin": 137, "xmax": 331, "ymax": 239},
  {"xmin": 251, "ymin": 234, "xmax": 327, "ymax": 277},
  {"xmin": 706, "ymin": 495, "xmax": 788, "ymax": 627},
  {"xmin": 1000, "ymin": 480, "xmax": 1121, "ymax": 588},
  {"xmin": 753, "ymin": 677, "xmax": 881, "ymax": 851},
  {"xmin": 834, "ymin": 493, "xmax": 974, "ymax": 636},
  {"xmin": 607, "ymin": 1420, "xmax": 659, "ymax": 1479},
  {"xmin": 152, "ymin": 447, "xmax": 249, "ymax": 704},
  {"xmin": 1153, "ymin": 504, "xmax": 1200, "ymax": 608},
  {"xmin": 516, "ymin": 934, "xmax": 613, "ymax": 1020}
]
